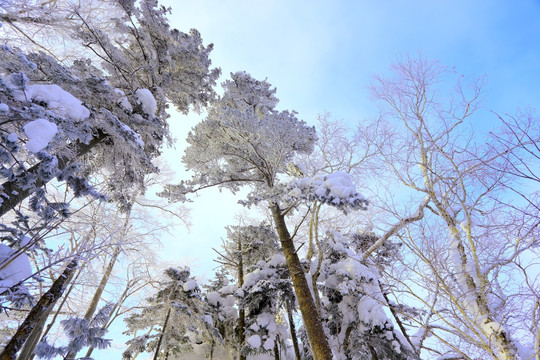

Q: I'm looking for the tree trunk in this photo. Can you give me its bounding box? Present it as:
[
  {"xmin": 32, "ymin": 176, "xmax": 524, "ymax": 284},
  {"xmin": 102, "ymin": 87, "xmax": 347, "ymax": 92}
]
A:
[
  {"xmin": 84, "ymin": 275, "xmax": 132, "ymax": 359},
  {"xmin": 63, "ymin": 246, "xmax": 121, "ymax": 359},
  {"xmin": 153, "ymin": 307, "xmax": 172, "ymax": 360},
  {"xmin": 83, "ymin": 204, "xmax": 136, "ymax": 359},
  {"xmin": 0, "ymin": 131, "xmax": 106, "ymax": 217},
  {"xmin": 273, "ymin": 338, "xmax": 280, "ymax": 360},
  {"xmin": 29, "ymin": 263, "xmax": 87, "ymax": 360},
  {"xmin": 270, "ymin": 203, "xmax": 332, "ymax": 360},
  {"xmin": 380, "ymin": 283, "xmax": 416, "ymax": 352},
  {"xmin": 342, "ymin": 325, "xmax": 353, "ymax": 357},
  {"xmin": 286, "ymin": 299, "xmax": 301, "ymax": 360},
  {"xmin": 237, "ymin": 239, "xmax": 246, "ymax": 360},
  {"xmin": 449, "ymin": 225, "xmax": 517, "ymax": 360},
  {"xmin": 16, "ymin": 304, "xmax": 54, "ymax": 360},
  {"xmin": 369, "ymin": 344, "xmax": 379, "ymax": 360},
  {"xmin": 0, "ymin": 259, "xmax": 78, "ymax": 360}
]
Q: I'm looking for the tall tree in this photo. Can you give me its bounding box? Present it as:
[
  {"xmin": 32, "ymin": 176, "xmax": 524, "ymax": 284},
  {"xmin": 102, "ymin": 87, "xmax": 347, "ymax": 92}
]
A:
[
  {"xmin": 0, "ymin": 1, "xmax": 218, "ymax": 357},
  {"xmin": 213, "ymin": 223, "xmax": 280, "ymax": 359},
  {"xmin": 163, "ymin": 72, "xmax": 368, "ymax": 359},
  {"xmin": 122, "ymin": 267, "xmax": 220, "ymax": 360},
  {"xmin": 0, "ymin": 0, "xmax": 220, "ymax": 217},
  {"xmin": 367, "ymin": 56, "xmax": 539, "ymax": 359}
]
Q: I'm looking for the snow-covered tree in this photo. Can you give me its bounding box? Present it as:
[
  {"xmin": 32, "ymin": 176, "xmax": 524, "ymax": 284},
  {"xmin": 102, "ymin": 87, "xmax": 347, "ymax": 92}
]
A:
[
  {"xmin": 0, "ymin": 1, "xmax": 218, "ymax": 356},
  {"xmin": 163, "ymin": 71, "xmax": 369, "ymax": 360},
  {"xmin": 316, "ymin": 232, "xmax": 418, "ymax": 360},
  {"xmin": 203, "ymin": 269, "xmax": 239, "ymax": 358},
  {"xmin": 0, "ymin": 0, "xmax": 219, "ymax": 223},
  {"xmin": 241, "ymin": 254, "xmax": 295, "ymax": 359},
  {"xmin": 212, "ymin": 223, "xmax": 281, "ymax": 360},
  {"xmin": 123, "ymin": 267, "xmax": 220, "ymax": 360},
  {"xmin": 367, "ymin": 56, "xmax": 540, "ymax": 359}
]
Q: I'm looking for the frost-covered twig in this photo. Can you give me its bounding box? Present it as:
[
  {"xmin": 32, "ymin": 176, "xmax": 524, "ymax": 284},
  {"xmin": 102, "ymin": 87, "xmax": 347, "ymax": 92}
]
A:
[{"xmin": 363, "ymin": 195, "xmax": 430, "ymax": 260}]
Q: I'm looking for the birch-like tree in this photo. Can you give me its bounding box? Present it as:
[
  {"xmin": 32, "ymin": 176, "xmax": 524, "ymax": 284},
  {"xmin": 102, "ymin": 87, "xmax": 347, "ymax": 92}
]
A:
[{"xmin": 368, "ymin": 56, "xmax": 539, "ymax": 359}]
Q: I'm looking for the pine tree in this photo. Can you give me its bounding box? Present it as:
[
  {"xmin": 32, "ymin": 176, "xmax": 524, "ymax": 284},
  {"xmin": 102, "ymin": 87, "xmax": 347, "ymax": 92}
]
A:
[
  {"xmin": 241, "ymin": 254, "xmax": 295, "ymax": 359},
  {"xmin": 163, "ymin": 71, "xmax": 368, "ymax": 360},
  {"xmin": 123, "ymin": 267, "xmax": 220, "ymax": 360},
  {"xmin": 213, "ymin": 224, "xmax": 282, "ymax": 359},
  {"xmin": 33, "ymin": 303, "xmax": 114, "ymax": 360},
  {"xmin": 203, "ymin": 269, "xmax": 238, "ymax": 357},
  {"xmin": 0, "ymin": 2, "xmax": 219, "ymax": 356},
  {"xmin": 317, "ymin": 232, "xmax": 418, "ymax": 360}
]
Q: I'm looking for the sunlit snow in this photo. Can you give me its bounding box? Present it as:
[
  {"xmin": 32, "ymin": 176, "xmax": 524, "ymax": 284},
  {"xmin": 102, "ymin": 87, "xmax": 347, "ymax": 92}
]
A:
[
  {"xmin": 0, "ymin": 243, "xmax": 33, "ymax": 291},
  {"xmin": 23, "ymin": 118, "xmax": 58, "ymax": 153},
  {"xmin": 135, "ymin": 88, "xmax": 157, "ymax": 116}
]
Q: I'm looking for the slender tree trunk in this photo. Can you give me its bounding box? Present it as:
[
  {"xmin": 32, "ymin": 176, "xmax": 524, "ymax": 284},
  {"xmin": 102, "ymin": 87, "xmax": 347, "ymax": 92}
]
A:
[
  {"xmin": 270, "ymin": 203, "xmax": 332, "ymax": 360},
  {"xmin": 369, "ymin": 344, "xmax": 379, "ymax": 360},
  {"xmin": 273, "ymin": 338, "xmax": 280, "ymax": 360},
  {"xmin": 84, "ymin": 280, "xmax": 131, "ymax": 358},
  {"xmin": 238, "ymin": 303, "xmax": 246, "ymax": 359},
  {"xmin": 237, "ymin": 240, "xmax": 246, "ymax": 360},
  {"xmin": 0, "ymin": 131, "xmax": 106, "ymax": 217},
  {"xmin": 307, "ymin": 203, "xmax": 323, "ymax": 312},
  {"xmin": 0, "ymin": 259, "xmax": 78, "ymax": 360},
  {"xmin": 16, "ymin": 304, "xmax": 54, "ymax": 360},
  {"xmin": 64, "ymin": 247, "xmax": 121, "ymax": 359},
  {"xmin": 342, "ymin": 325, "xmax": 353, "ymax": 357},
  {"xmin": 449, "ymin": 225, "xmax": 517, "ymax": 360},
  {"xmin": 27, "ymin": 256, "xmax": 88, "ymax": 360},
  {"xmin": 83, "ymin": 248, "xmax": 121, "ymax": 319},
  {"xmin": 286, "ymin": 299, "xmax": 301, "ymax": 360},
  {"xmin": 380, "ymin": 283, "xmax": 416, "ymax": 352},
  {"xmin": 83, "ymin": 205, "xmax": 135, "ymax": 358},
  {"xmin": 153, "ymin": 307, "xmax": 172, "ymax": 360}
]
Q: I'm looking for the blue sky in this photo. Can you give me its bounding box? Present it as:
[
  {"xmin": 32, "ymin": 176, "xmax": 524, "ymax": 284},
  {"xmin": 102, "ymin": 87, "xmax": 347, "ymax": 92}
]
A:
[
  {"xmin": 157, "ymin": 0, "xmax": 540, "ymax": 277},
  {"xmin": 163, "ymin": 0, "xmax": 540, "ymax": 124}
]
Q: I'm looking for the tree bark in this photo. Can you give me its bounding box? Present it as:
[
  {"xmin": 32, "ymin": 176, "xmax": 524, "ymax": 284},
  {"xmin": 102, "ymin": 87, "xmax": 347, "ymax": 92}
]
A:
[
  {"xmin": 237, "ymin": 239, "xmax": 246, "ymax": 360},
  {"xmin": 342, "ymin": 325, "xmax": 353, "ymax": 357},
  {"xmin": 273, "ymin": 338, "xmax": 280, "ymax": 360},
  {"xmin": 0, "ymin": 259, "xmax": 78, "ymax": 360},
  {"xmin": 0, "ymin": 131, "xmax": 107, "ymax": 217},
  {"xmin": 153, "ymin": 307, "xmax": 172, "ymax": 360},
  {"xmin": 270, "ymin": 203, "xmax": 332, "ymax": 360},
  {"xmin": 286, "ymin": 299, "xmax": 301, "ymax": 360},
  {"xmin": 16, "ymin": 304, "xmax": 54, "ymax": 360},
  {"xmin": 64, "ymin": 246, "xmax": 121, "ymax": 359},
  {"xmin": 27, "ymin": 268, "xmax": 82, "ymax": 360}
]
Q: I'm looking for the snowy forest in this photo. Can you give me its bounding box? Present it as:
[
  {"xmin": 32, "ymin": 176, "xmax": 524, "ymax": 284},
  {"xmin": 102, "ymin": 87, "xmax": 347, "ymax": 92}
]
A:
[{"xmin": 0, "ymin": 1, "xmax": 539, "ymax": 359}]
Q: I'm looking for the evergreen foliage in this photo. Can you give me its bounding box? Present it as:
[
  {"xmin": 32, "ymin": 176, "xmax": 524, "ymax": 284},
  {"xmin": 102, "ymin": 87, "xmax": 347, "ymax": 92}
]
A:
[
  {"xmin": 122, "ymin": 267, "xmax": 220, "ymax": 360},
  {"xmin": 0, "ymin": 1, "xmax": 537, "ymax": 359}
]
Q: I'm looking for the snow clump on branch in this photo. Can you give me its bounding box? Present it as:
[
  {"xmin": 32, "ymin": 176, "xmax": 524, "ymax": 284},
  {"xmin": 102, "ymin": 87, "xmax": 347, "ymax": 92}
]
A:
[
  {"xmin": 0, "ymin": 243, "xmax": 33, "ymax": 292},
  {"xmin": 4, "ymin": 74, "xmax": 90, "ymax": 121},
  {"xmin": 23, "ymin": 119, "xmax": 58, "ymax": 153},
  {"xmin": 135, "ymin": 88, "xmax": 157, "ymax": 116},
  {"xmin": 284, "ymin": 171, "xmax": 368, "ymax": 212}
]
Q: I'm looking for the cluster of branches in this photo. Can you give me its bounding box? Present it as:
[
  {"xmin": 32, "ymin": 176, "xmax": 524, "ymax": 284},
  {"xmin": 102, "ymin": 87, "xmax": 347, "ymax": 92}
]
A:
[
  {"xmin": 0, "ymin": 0, "xmax": 211, "ymax": 359},
  {"xmin": 0, "ymin": 1, "xmax": 538, "ymax": 360}
]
